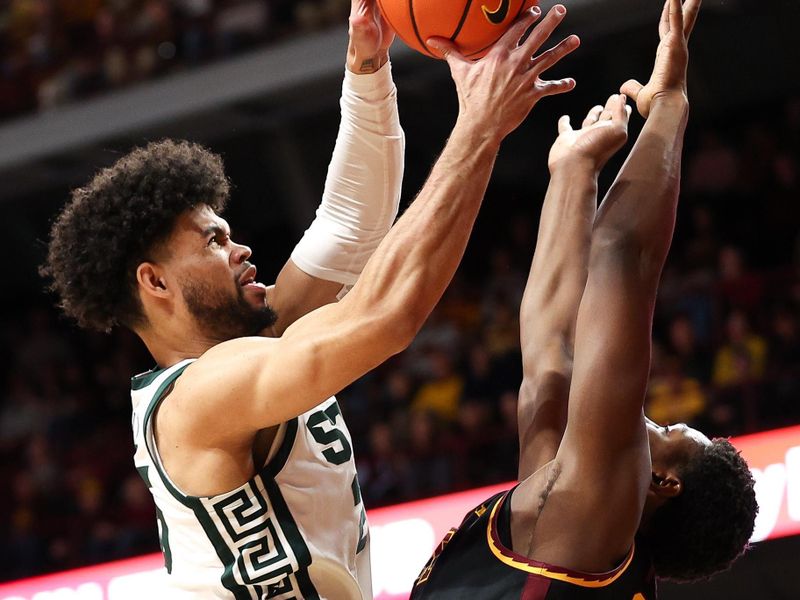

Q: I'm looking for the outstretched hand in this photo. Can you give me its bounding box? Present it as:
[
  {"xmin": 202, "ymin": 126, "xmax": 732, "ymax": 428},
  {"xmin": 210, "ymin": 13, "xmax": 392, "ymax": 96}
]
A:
[
  {"xmin": 428, "ymin": 5, "xmax": 579, "ymax": 144},
  {"xmin": 549, "ymin": 94, "xmax": 631, "ymax": 173},
  {"xmin": 621, "ymin": 0, "xmax": 701, "ymax": 117},
  {"xmin": 347, "ymin": 0, "xmax": 395, "ymax": 74}
]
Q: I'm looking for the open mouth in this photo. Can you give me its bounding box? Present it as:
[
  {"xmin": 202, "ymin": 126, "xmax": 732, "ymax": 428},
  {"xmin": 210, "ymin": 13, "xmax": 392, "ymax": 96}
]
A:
[{"xmin": 238, "ymin": 265, "xmax": 266, "ymax": 291}]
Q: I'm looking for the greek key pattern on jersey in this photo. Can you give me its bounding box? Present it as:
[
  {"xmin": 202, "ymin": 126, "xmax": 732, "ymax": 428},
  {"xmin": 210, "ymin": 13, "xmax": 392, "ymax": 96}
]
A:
[{"xmin": 192, "ymin": 475, "xmax": 312, "ymax": 598}]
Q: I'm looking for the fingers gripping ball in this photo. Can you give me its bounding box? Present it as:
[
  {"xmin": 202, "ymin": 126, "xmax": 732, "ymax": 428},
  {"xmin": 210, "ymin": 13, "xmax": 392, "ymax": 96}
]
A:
[{"xmin": 378, "ymin": 0, "xmax": 538, "ymax": 59}]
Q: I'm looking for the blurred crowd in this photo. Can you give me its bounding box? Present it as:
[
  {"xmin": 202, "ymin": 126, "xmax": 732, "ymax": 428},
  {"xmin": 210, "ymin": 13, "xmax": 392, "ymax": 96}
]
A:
[
  {"xmin": 1, "ymin": 92, "xmax": 799, "ymax": 581},
  {"xmin": 0, "ymin": 0, "xmax": 351, "ymax": 119}
]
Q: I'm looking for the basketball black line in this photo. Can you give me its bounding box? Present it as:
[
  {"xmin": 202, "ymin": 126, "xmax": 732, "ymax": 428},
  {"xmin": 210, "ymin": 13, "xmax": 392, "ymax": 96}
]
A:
[
  {"xmin": 465, "ymin": 0, "xmax": 527, "ymax": 57},
  {"xmin": 409, "ymin": 0, "xmax": 437, "ymax": 58},
  {"xmin": 450, "ymin": 0, "xmax": 475, "ymax": 40}
]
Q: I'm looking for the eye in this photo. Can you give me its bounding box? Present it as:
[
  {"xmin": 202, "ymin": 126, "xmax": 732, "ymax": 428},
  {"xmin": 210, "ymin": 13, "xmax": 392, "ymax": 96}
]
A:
[{"xmin": 208, "ymin": 233, "xmax": 229, "ymax": 247}]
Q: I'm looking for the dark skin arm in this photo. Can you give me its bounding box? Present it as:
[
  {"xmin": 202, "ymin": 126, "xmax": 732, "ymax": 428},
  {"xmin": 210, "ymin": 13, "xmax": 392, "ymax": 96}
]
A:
[
  {"xmin": 511, "ymin": 0, "xmax": 701, "ymax": 571},
  {"xmin": 517, "ymin": 96, "xmax": 631, "ymax": 480}
]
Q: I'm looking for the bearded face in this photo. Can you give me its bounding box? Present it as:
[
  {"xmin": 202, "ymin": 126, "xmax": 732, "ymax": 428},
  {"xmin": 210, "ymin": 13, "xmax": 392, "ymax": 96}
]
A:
[{"xmin": 179, "ymin": 274, "xmax": 277, "ymax": 342}]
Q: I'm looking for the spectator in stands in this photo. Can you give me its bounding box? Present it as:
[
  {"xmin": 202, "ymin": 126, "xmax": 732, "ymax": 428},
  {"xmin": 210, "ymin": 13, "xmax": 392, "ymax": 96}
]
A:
[
  {"xmin": 115, "ymin": 474, "xmax": 158, "ymax": 556},
  {"xmin": 357, "ymin": 422, "xmax": 407, "ymax": 505},
  {"xmin": 686, "ymin": 130, "xmax": 739, "ymax": 195},
  {"xmin": 764, "ymin": 306, "xmax": 800, "ymax": 426},
  {"xmin": 452, "ymin": 398, "xmax": 501, "ymax": 488},
  {"xmin": 717, "ymin": 246, "xmax": 765, "ymax": 313},
  {"xmin": 683, "ymin": 204, "xmax": 721, "ymax": 273},
  {"xmin": 646, "ymin": 355, "xmax": 707, "ymax": 426},
  {"xmin": 668, "ymin": 313, "xmax": 712, "ymax": 384},
  {"xmin": 411, "ymin": 348, "xmax": 464, "ymax": 422},
  {"xmin": 712, "ymin": 309, "xmax": 768, "ymax": 433},
  {"xmin": 713, "ymin": 309, "xmax": 768, "ymax": 388},
  {"xmin": 403, "ymin": 410, "xmax": 454, "ymax": 499},
  {"xmin": 461, "ymin": 342, "xmax": 503, "ymax": 405}
]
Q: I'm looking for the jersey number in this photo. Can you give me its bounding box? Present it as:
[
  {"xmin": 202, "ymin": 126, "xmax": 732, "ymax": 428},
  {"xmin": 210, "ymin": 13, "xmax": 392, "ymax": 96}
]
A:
[
  {"xmin": 307, "ymin": 403, "xmax": 368, "ymax": 553},
  {"xmin": 307, "ymin": 402, "xmax": 352, "ymax": 465}
]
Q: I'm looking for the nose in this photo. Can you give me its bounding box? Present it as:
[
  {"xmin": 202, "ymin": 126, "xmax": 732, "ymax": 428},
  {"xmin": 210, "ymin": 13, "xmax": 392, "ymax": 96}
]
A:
[{"xmin": 231, "ymin": 241, "xmax": 252, "ymax": 265}]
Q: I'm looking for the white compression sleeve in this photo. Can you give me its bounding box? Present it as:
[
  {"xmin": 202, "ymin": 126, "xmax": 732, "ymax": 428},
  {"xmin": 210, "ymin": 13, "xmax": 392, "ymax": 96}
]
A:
[{"xmin": 290, "ymin": 61, "xmax": 405, "ymax": 289}]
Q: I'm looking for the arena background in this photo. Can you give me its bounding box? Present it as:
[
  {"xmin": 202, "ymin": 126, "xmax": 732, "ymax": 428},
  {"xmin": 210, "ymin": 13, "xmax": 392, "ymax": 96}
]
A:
[{"xmin": 1, "ymin": 0, "xmax": 799, "ymax": 597}]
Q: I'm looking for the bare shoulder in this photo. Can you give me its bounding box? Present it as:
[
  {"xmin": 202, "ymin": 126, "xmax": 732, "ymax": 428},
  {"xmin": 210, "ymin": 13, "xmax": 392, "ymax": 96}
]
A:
[
  {"xmin": 154, "ymin": 342, "xmax": 285, "ymax": 496},
  {"xmin": 168, "ymin": 337, "xmax": 275, "ymax": 411},
  {"xmin": 158, "ymin": 337, "xmax": 281, "ymax": 442}
]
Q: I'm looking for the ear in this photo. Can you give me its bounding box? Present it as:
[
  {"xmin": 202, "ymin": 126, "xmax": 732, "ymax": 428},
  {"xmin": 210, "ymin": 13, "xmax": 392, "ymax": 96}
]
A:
[
  {"xmin": 650, "ymin": 470, "xmax": 683, "ymax": 499},
  {"xmin": 136, "ymin": 262, "xmax": 171, "ymax": 300}
]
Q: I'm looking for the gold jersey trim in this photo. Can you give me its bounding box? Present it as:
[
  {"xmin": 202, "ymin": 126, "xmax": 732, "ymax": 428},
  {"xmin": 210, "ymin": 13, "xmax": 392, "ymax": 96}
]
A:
[{"xmin": 485, "ymin": 492, "xmax": 635, "ymax": 588}]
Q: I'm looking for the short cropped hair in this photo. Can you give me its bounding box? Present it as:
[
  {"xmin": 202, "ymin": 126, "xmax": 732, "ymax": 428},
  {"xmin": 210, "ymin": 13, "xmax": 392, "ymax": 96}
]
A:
[
  {"xmin": 41, "ymin": 139, "xmax": 229, "ymax": 332},
  {"xmin": 647, "ymin": 438, "xmax": 758, "ymax": 582}
]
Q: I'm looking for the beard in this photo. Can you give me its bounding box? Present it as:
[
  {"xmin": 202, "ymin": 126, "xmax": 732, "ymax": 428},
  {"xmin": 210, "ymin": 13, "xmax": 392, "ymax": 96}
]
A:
[{"xmin": 180, "ymin": 276, "xmax": 277, "ymax": 342}]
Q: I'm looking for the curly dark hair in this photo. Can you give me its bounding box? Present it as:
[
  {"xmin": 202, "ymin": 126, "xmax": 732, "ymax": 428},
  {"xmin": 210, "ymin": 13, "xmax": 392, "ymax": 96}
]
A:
[
  {"xmin": 647, "ymin": 438, "xmax": 758, "ymax": 582},
  {"xmin": 40, "ymin": 139, "xmax": 230, "ymax": 332}
]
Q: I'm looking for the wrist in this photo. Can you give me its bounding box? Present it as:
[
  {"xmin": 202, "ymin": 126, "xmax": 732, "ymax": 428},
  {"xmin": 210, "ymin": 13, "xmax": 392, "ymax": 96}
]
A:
[
  {"xmin": 454, "ymin": 112, "xmax": 506, "ymax": 148},
  {"xmin": 651, "ymin": 90, "xmax": 690, "ymax": 112},
  {"xmin": 548, "ymin": 166, "xmax": 599, "ymax": 194},
  {"xmin": 451, "ymin": 117, "xmax": 503, "ymax": 155},
  {"xmin": 346, "ymin": 49, "xmax": 389, "ymax": 74},
  {"xmin": 549, "ymin": 156, "xmax": 601, "ymax": 178}
]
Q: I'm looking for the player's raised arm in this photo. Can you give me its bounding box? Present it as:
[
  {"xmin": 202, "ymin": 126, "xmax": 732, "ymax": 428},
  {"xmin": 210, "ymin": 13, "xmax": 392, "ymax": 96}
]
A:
[
  {"xmin": 528, "ymin": 0, "xmax": 701, "ymax": 571},
  {"xmin": 267, "ymin": 0, "xmax": 404, "ymax": 334},
  {"xmin": 179, "ymin": 5, "xmax": 580, "ymax": 441},
  {"xmin": 517, "ymin": 95, "xmax": 630, "ymax": 480}
]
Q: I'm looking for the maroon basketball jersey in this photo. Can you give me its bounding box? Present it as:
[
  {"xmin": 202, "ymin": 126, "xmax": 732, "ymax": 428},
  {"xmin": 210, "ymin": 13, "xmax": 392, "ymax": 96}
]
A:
[{"xmin": 411, "ymin": 489, "xmax": 657, "ymax": 600}]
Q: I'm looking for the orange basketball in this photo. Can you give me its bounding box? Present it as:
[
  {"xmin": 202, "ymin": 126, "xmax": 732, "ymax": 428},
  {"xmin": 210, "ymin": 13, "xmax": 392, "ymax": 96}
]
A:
[{"xmin": 378, "ymin": 0, "xmax": 538, "ymax": 59}]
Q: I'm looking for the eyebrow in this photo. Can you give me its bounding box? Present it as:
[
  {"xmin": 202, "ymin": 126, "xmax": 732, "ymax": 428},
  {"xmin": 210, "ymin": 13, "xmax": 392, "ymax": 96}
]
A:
[{"xmin": 201, "ymin": 224, "xmax": 231, "ymax": 238}]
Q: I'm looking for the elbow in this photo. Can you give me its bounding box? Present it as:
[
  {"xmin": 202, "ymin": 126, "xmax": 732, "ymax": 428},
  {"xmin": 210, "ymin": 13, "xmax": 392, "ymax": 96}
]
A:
[
  {"xmin": 367, "ymin": 305, "xmax": 420, "ymax": 356},
  {"xmin": 522, "ymin": 340, "xmax": 573, "ymax": 388},
  {"xmin": 591, "ymin": 222, "xmax": 643, "ymax": 255},
  {"xmin": 589, "ymin": 226, "xmax": 663, "ymax": 284},
  {"xmin": 392, "ymin": 309, "xmax": 424, "ymax": 352}
]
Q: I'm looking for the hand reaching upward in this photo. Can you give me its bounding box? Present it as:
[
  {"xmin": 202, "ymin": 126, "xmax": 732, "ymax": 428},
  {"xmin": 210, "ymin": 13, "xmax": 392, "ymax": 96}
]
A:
[
  {"xmin": 347, "ymin": 0, "xmax": 396, "ymax": 73},
  {"xmin": 621, "ymin": 0, "xmax": 701, "ymax": 117},
  {"xmin": 548, "ymin": 94, "xmax": 631, "ymax": 174},
  {"xmin": 429, "ymin": 5, "xmax": 580, "ymax": 144}
]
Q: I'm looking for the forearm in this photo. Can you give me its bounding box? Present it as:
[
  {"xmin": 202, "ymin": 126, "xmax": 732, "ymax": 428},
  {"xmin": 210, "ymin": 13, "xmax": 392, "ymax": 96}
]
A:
[
  {"xmin": 593, "ymin": 95, "xmax": 689, "ymax": 267},
  {"xmin": 345, "ymin": 120, "xmax": 500, "ymax": 331},
  {"xmin": 516, "ymin": 168, "xmax": 596, "ymax": 476},
  {"xmin": 291, "ymin": 63, "xmax": 404, "ymax": 288},
  {"xmin": 521, "ymin": 167, "xmax": 597, "ymax": 371}
]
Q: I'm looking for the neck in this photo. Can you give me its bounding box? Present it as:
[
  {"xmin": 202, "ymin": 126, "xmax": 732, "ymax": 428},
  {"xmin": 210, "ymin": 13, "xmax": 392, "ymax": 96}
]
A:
[
  {"xmin": 137, "ymin": 323, "xmax": 219, "ymax": 368},
  {"xmin": 137, "ymin": 322, "xmax": 277, "ymax": 368},
  {"xmin": 637, "ymin": 496, "xmax": 663, "ymax": 535}
]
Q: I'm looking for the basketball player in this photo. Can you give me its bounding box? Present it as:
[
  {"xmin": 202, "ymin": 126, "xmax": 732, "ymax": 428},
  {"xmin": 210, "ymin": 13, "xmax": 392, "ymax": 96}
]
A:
[
  {"xmin": 41, "ymin": 1, "xmax": 581, "ymax": 597},
  {"xmin": 411, "ymin": 0, "xmax": 758, "ymax": 597}
]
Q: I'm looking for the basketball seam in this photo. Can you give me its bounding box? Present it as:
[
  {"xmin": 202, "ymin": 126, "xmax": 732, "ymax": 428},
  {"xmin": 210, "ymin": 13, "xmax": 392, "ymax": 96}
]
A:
[
  {"xmin": 449, "ymin": 0, "xmax": 475, "ymax": 41},
  {"xmin": 409, "ymin": 0, "xmax": 437, "ymax": 58}
]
